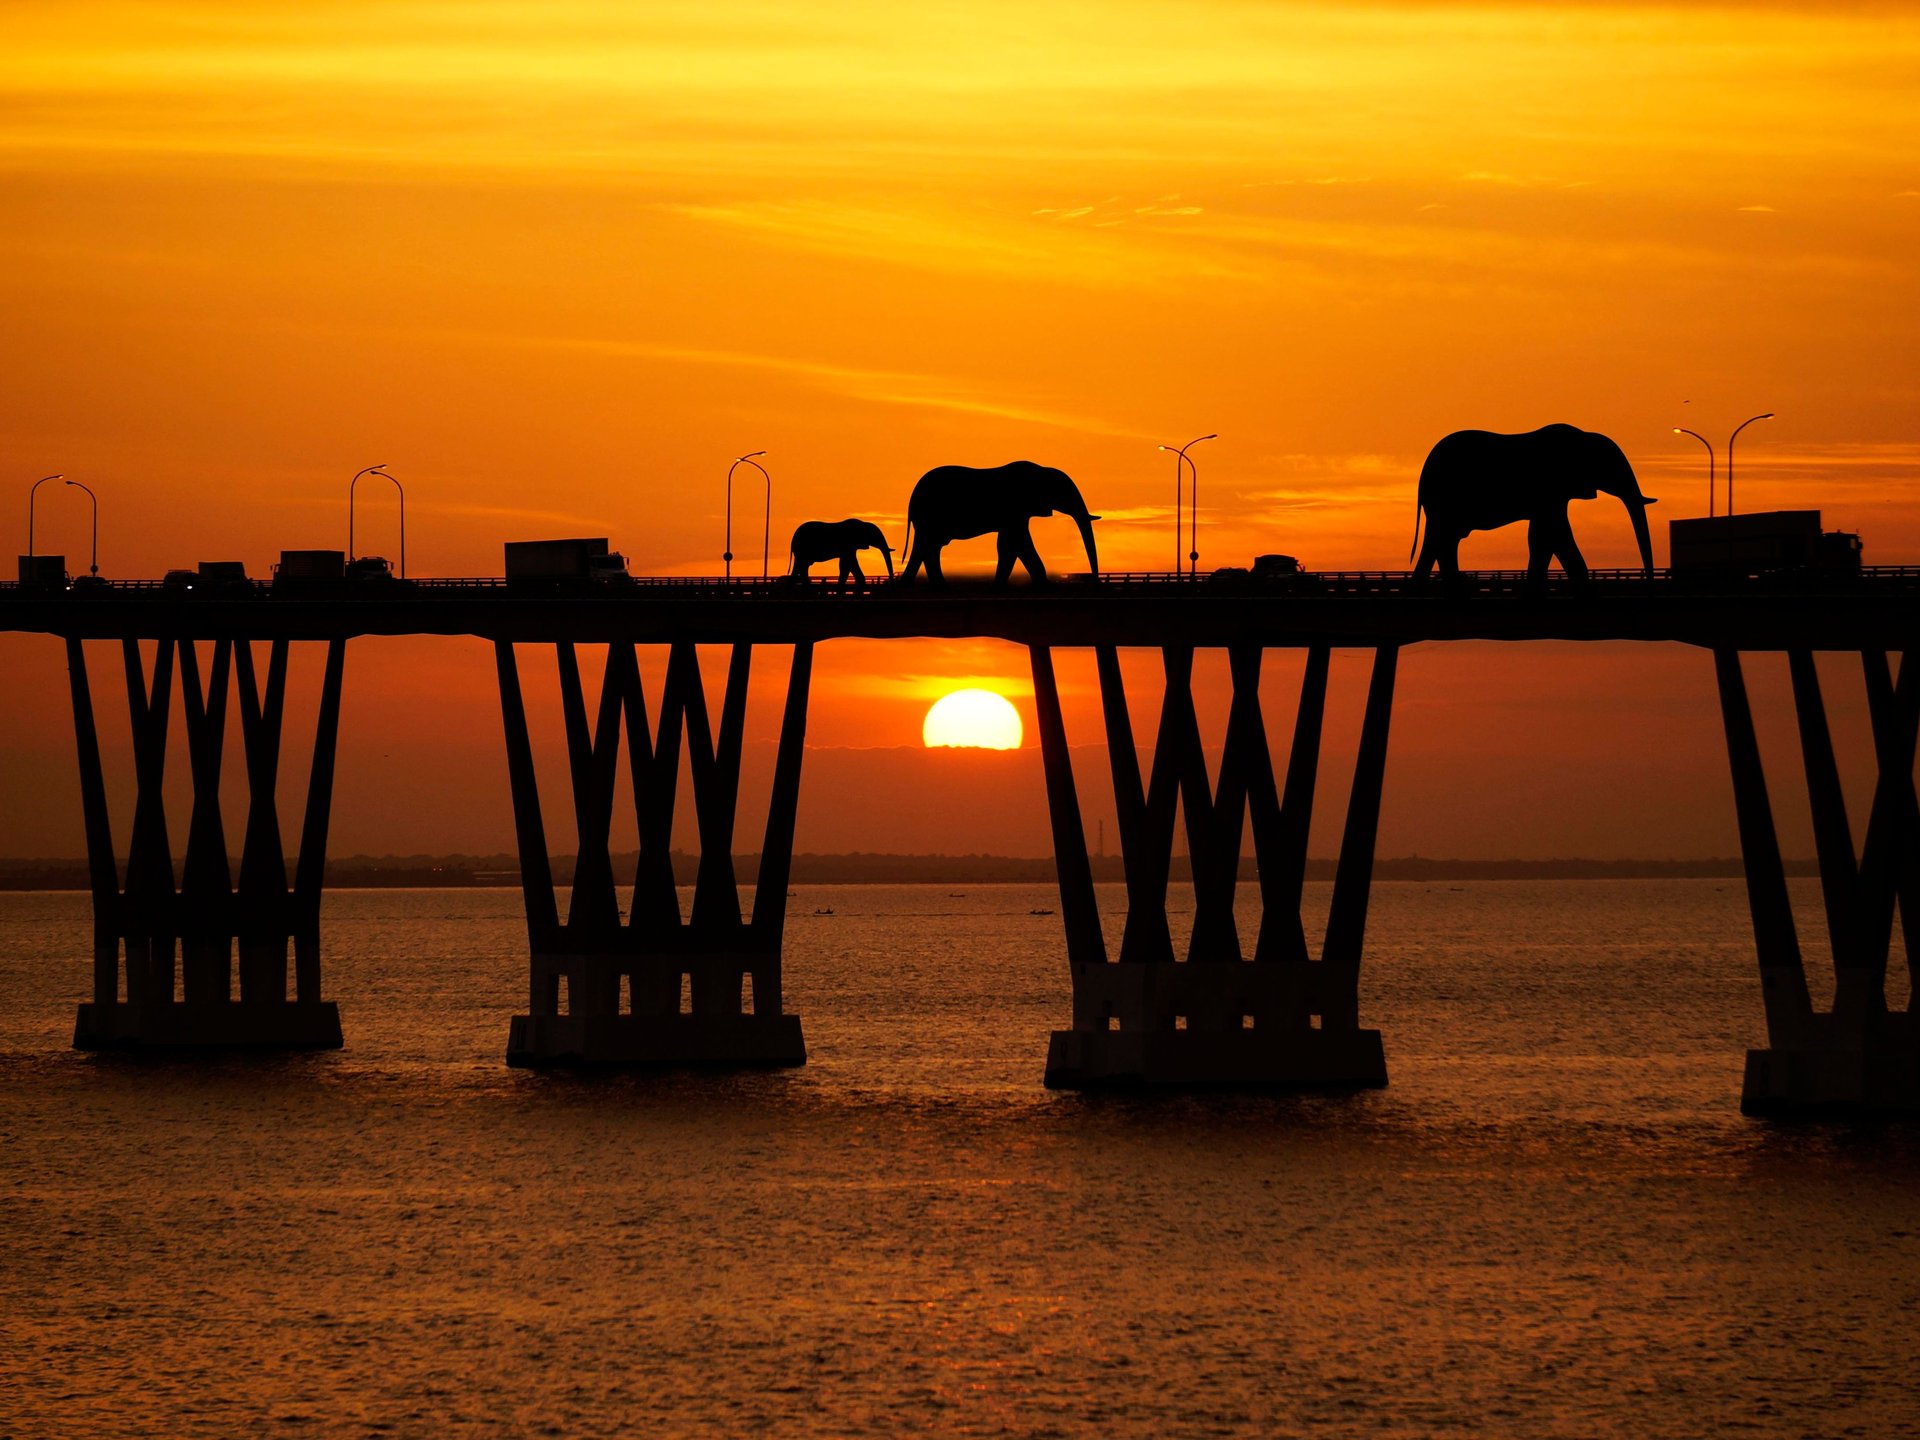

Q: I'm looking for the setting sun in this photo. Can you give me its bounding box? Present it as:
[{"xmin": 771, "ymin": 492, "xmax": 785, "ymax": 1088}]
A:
[{"xmin": 922, "ymin": 689, "xmax": 1023, "ymax": 750}]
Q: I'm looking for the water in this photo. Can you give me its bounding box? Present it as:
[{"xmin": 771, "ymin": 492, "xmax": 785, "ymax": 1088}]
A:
[{"xmin": 3, "ymin": 880, "xmax": 1918, "ymax": 1438}]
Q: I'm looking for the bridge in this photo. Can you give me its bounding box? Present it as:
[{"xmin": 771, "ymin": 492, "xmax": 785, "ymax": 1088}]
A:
[{"xmin": 2, "ymin": 568, "xmax": 1915, "ymax": 1114}]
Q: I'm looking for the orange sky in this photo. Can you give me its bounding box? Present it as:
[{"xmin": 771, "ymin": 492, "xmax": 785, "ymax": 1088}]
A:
[{"xmin": 2, "ymin": 1, "xmax": 1916, "ymax": 861}]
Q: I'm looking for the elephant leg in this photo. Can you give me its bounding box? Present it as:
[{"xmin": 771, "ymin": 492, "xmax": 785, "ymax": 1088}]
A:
[
  {"xmin": 994, "ymin": 532, "xmax": 1019, "ymax": 586},
  {"xmin": 923, "ymin": 546, "xmax": 944, "ymax": 584},
  {"xmin": 1550, "ymin": 524, "xmax": 1590, "ymax": 585},
  {"xmin": 1412, "ymin": 532, "xmax": 1438, "ymax": 583},
  {"xmin": 1436, "ymin": 536, "xmax": 1464, "ymax": 595},
  {"xmin": 1014, "ymin": 530, "xmax": 1048, "ymax": 584},
  {"xmin": 848, "ymin": 555, "xmax": 866, "ymax": 591},
  {"xmin": 1525, "ymin": 519, "xmax": 1561, "ymax": 590}
]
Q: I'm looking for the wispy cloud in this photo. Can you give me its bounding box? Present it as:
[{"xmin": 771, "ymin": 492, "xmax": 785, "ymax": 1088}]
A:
[{"xmin": 427, "ymin": 328, "xmax": 1156, "ymax": 442}]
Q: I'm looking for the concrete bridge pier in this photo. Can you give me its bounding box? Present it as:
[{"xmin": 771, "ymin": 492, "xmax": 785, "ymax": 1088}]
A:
[
  {"xmin": 1718, "ymin": 647, "xmax": 1920, "ymax": 1113},
  {"xmin": 497, "ymin": 638, "xmax": 809, "ymax": 1067},
  {"xmin": 69, "ymin": 636, "xmax": 346, "ymax": 1050},
  {"xmin": 1030, "ymin": 642, "xmax": 1394, "ymax": 1089}
]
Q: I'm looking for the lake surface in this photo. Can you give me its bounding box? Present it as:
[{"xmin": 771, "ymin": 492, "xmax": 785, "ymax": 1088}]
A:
[{"xmin": 3, "ymin": 880, "xmax": 1918, "ymax": 1438}]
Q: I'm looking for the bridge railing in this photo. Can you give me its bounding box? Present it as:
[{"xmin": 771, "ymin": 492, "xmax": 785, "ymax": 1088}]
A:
[{"xmin": 5, "ymin": 566, "xmax": 1920, "ymax": 598}]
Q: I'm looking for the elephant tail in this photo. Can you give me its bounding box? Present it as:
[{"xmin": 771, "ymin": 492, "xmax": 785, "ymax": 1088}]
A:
[
  {"xmin": 1409, "ymin": 492, "xmax": 1423, "ymax": 564},
  {"xmin": 900, "ymin": 517, "xmax": 914, "ymax": 566}
]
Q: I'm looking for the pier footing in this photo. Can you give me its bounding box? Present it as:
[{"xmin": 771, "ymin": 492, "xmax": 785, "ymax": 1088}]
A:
[
  {"xmin": 1028, "ymin": 643, "xmax": 1399, "ymax": 1092},
  {"xmin": 1741, "ymin": 1022, "xmax": 1920, "ymax": 1115},
  {"xmin": 1044, "ymin": 1026, "xmax": 1386, "ymax": 1090},
  {"xmin": 74, "ymin": 1000, "xmax": 343, "ymax": 1051},
  {"xmin": 1716, "ymin": 649, "xmax": 1920, "ymax": 1117},
  {"xmin": 494, "ymin": 639, "xmax": 815, "ymax": 1072}
]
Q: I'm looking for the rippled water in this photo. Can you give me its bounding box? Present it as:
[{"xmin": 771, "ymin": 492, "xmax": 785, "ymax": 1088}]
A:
[{"xmin": 3, "ymin": 880, "xmax": 1918, "ymax": 1438}]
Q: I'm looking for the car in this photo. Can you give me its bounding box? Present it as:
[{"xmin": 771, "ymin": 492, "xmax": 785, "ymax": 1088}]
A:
[
  {"xmin": 68, "ymin": 574, "xmax": 111, "ymax": 593},
  {"xmin": 161, "ymin": 568, "xmax": 198, "ymax": 593},
  {"xmin": 1251, "ymin": 553, "xmax": 1301, "ymax": 578}
]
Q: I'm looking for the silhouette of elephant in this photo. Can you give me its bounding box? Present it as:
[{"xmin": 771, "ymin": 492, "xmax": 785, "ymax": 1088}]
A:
[
  {"xmin": 898, "ymin": 460, "xmax": 1100, "ymax": 585},
  {"xmin": 1411, "ymin": 423, "xmax": 1657, "ymax": 589},
  {"xmin": 787, "ymin": 518, "xmax": 894, "ymax": 585}
]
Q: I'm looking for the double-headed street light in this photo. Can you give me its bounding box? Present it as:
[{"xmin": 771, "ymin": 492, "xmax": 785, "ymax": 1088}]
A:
[
  {"xmin": 1158, "ymin": 435, "xmax": 1215, "ymax": 578},
  {"xmin": 726, "ymin": 451, "xmax": 771, "ymax": 580},
  {"xmin": 27, "ymin": 473, "xmax": 63, "ymax": 557},
  {"xmin": 1727, "ymin": 413, "xmax": 1774, "ymax": 518},
  {"xmin": 349, "ymin": 463, "xmax": 406, "ymax": 577},
  {"xmin": 1672, "ymin": 428, "xmax": 1717, "ymax": 516},
  {"xmin": 64, "ymin": 479, "xmax": 99, "ymax": 576}
]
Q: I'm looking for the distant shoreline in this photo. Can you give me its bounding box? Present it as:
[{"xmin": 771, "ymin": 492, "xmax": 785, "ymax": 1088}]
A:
[{"xmin": 0, "ymin": 853, "xmax": 1798, "ymax": 890}]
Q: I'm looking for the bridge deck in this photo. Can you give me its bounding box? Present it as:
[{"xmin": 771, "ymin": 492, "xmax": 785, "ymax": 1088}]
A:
[{"xmin": 2, "ymin": 570, "xmax": 1916, "ymax": 648}]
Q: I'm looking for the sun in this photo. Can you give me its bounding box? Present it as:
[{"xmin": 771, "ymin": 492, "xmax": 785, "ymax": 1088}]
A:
[{"xmin": 923, "ymin": 689, "xmax": 1023, "ymax": 750}]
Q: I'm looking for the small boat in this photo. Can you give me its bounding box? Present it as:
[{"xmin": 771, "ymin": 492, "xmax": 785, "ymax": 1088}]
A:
[
  {"xmin": 813, "ymin": 906, "xmax": 834, "ymax": 916},
  {"xmin": 1030, "ymin": 907, "xmax": 1054, "ymax": 915}
]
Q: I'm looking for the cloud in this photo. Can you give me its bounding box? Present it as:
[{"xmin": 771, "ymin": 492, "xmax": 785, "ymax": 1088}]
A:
[
  {"xmin": 462, "ymin": 330, "xmax": 1156, "ymax": 442},
  {"xmin": 1738, "ymin": 204, "xmax": 1777, "ymax": 212}
]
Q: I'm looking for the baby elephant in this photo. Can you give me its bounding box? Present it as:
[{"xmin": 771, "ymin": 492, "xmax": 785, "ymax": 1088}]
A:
[{"xmin": 787, "ymin": 518, "xmax": 895, "ymax": 587}]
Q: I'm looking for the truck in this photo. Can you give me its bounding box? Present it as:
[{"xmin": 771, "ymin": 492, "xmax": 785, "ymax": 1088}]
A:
[
  {"xmin": 504, "ymin": 538, "xmax": 632, "ymax": 589},
  {"xmin": 273, "ymin": 550, "xmax": 346, "ymax": 590},
  {"xmin": 196, "ymin": 560, "xmax": 251, "ymax": 590},
  {"xmin": 16, "ymin": 555, "xmax": 67, "ymax": 588},
  {"xmin": 1668, "ymin": 511, "xmax": 1862, "ymax": 578}
]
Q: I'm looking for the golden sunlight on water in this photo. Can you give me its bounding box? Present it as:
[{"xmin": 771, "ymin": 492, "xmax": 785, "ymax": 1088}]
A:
[{"xmin": 2, "ymin": 881, "xmax": 1916, "ymax": 1436}]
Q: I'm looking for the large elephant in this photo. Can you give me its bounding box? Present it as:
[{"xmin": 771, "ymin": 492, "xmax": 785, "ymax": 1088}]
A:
[
  {"xmin": 787, "ymin": 518, "xmax": 894, "ymax": 586},
  {"xmin": 898, "ymin": 460, "xmax": 1100, "ymax": 585},
  {"xmin": 1410, "ymin": 424, "xmax": 1657, "ymax": 588}
]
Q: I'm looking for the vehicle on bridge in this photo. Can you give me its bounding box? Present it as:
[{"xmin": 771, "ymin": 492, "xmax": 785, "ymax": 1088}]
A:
[
  {"xmin": 1208, "ymin": 553, "xmax": 1318, "ymax": 591},
  {"xmin": 196, "ymin": 560, "xmax": 252, "ymax": 591},
  {"xmin": 1668, "ymin": 510, "xmax": 1862, "ymax": 582},
  {"xmin": 273, "ymin": 549, "xmax": 346, "ymax": 590},
  {"xmin": 504, "ymin": 537, "xmax": 634, "ymax": 591},
  {"xmin": 346, "ymin": 555, "xmax": 400, "ymax": 583},
  {"xmin": 16, "ymin": 555, "xmax": 67, "ymax": 588}
]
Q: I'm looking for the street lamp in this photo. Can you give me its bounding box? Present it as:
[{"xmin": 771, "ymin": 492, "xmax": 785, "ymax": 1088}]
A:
[
  {"xmin": 1673, "ymin": 428, "xmax": 1717, "ymax": 516},
  {"xmin": 726, "ymin": 451, "xmax": 771, "ymax": 580},
  {"xmin": 64, "ymin": 479, "xmax": 99, "ymax": 575},
  {"xmin": 1158, "ymin": 435, "xmax": 1215, "ymax": 577},
  {"xmin": 349, "ymin": 463, "xmax": 406, "ymax": 577},
  {"xmin": 27, "ymin": 473, "xmax": 62, "ymax": 557},
  {"xmin": 1726, "ymin": 413, "xmax": 1774, "ymax": 518}
]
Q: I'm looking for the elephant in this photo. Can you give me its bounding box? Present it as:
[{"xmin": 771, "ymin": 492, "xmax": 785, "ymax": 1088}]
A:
[
  {"xmin": 898, "ymin": 460, "xmax": 1100, "ymax": 585},
  {"xmin": 1410, "ymin": 424, "xmax": 1656, "ymax": 589},
  {"xmin": 787, "ymin": 518, "xmax": 894, "ymax": 586}
]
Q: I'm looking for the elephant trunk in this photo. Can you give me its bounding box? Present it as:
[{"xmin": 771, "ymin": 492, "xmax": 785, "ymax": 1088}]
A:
[
  {"xmin": 1624, "ymin": 496, "xmax": 1654, "ymax": 578},
  {"xmin": 1074, "ymin": 510, "xmax": 1100, "ymax": 577},
  {"xmin": 1067, "ymin": 506, "xmax": 1098, "ymax": 576}
]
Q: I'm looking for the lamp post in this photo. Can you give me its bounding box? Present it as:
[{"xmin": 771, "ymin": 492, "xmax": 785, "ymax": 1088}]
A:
[
  {"xmin": 1726, "ymin": 413, "xmax": 1774, "ymax": 518},
  {"xmin": 27, "ymin": 473, "xmax": 62, "ymax": 557},
  {"xmin": 1673, "ymin": 428, "xmax": 1717, "ymax": 516},
  {"xmin": 64, "ymin": 479, "xmax": 98, "ymax": 575},
  {"xmin": 1158, "ymin": 435, "xmax": 1215, "ymax": 578},
  {"xmin": 726, "ymin": 451, "xmax": 771, "ymax": 580},
  {"xmin": 349, "ymin": 463, "xmax": 405, "ymax": 576}
]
